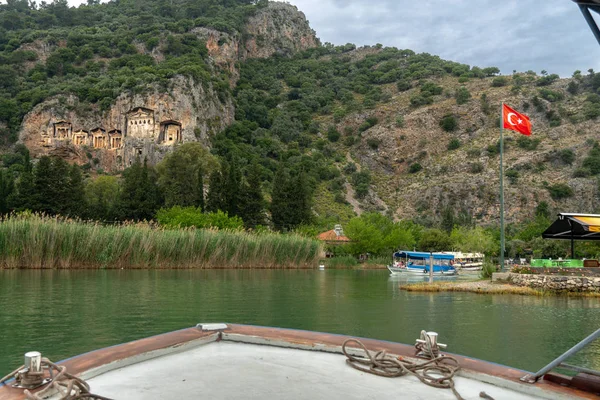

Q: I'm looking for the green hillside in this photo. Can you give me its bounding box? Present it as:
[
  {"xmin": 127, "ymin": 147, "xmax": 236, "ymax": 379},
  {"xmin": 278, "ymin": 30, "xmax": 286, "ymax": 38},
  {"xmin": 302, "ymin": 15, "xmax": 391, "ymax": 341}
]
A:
[{"xmin": 2, "ymin": 0, "xmax": 600, "ymax": 260}]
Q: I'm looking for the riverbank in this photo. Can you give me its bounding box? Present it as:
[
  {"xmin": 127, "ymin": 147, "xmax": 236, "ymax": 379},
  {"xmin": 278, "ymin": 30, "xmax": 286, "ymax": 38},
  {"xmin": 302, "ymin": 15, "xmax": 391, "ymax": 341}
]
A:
[
  {"xmin": 399, "ymin": 280, "xmax": 600, "ymax": 297},
  {"xmin": 0, "ymin": 215, "xmax": 322, "ymax": 269},
  {"xmin": 321, "ymin": 256, "xmax": 389, "ymax": 269}
]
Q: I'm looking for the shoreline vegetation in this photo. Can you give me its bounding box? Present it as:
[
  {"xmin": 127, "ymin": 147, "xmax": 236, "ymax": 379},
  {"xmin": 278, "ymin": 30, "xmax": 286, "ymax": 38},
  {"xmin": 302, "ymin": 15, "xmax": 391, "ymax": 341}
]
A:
[
  {"xmin": 399, "ymin": 280, "xmax": 600, "ymax": 297},
  {"xmin": 0, "ymin": 215, "xmax": 322, "ymax": 269}
]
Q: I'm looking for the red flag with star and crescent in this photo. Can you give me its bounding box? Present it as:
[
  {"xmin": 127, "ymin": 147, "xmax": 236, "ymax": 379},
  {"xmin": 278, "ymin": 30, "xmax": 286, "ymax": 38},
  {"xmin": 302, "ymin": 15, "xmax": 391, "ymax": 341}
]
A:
[{"xmin": 502, "ymin": 104, "xmax": 531, "ymax": 136}]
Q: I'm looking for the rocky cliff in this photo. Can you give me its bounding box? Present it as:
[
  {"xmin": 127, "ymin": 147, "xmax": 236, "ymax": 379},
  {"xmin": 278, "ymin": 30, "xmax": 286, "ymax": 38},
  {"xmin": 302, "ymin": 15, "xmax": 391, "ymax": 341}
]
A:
[
  {"xmin": 335, "ymin": 73, "xmax": 600, "ymax": 225},
  {"xmin": 17, "ymin": 2, "xmax": 319, "ymax": 171},
  {"xmin": 194, "ymin": 2, "xmax": 319, "ymax": 83},
  {"xmin": 20, "ymin": 76, "xmax": 234, "ymax": 170}
]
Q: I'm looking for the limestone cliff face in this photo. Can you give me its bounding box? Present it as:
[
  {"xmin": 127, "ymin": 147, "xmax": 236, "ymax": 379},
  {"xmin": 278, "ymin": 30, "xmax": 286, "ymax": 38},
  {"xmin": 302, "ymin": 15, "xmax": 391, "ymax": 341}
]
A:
[
  {"xmin": 243, "ymin": 2, "xmax": 319, "ymax": 59},
  {"xmin": 193, "ymin": 2, "xmax": 319, "ymax": 83},
  {"xmin": 19, "ymin": 76, "xmax": 234, "ymax": 170},
  {"xmin": 18, "ymin": 1, "xmax": 317, "ymax": 171}
]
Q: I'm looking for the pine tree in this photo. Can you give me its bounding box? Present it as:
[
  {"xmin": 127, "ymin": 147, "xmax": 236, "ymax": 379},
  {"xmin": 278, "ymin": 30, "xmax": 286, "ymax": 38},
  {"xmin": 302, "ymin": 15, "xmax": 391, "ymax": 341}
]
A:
[
  {"xmin": 196, "ymin": 166, "xmax": 205, "ymax": 211},
  {"xmin": 270, "ymin": 165, "xmax": 291, "ymax": 231},
  {"xmin": 117, "ymin": 158, "xmax": 163, "ymax": 220},
  {"xmin": 32, "ymin": 156, "xmax": 54, "ymax": 213},
  {"xmin": 160, "ymin": 150, "xmax": 194, "ymax": 207},
  {"xmin": 156, "ymin": 143, "xmax": 219, "ymax": 208},
  {"xmin": 289, "ymin": 171, "xmax": 312, "ymax": 226},
  {"xmin": 67, "ymin": 164, "xmax": 85, "ymax": 217},
  {"xmin": 0, "ymin": 170, "xmax": 14, "ymax": 214},
  {"xmin": 49, "ymin": 157, "xmax": 72, "ymax": 216},
  {"xmin": 239, "ymin": 161, "xmax": 265, "ymax": 229},
  {"xmin": 224, "ymin": 157, "xmax": 242, "ymax": 217},
  {"xmin": 270, "ymin": 167, "xmax": 313, "ymax": 231},
  {"xmin": 9, "ymin": 169, "xmax": 35, "ymax": 212},
  {"xmin": 206, "ymin": 169, "xmax": 224, "ymax": 213}
]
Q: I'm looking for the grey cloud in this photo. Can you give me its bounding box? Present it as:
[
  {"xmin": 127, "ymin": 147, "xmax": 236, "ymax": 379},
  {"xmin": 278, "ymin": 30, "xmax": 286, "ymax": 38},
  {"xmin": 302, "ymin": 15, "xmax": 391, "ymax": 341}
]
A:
[{"xmin": 289, "ymin": 0, "xmax": 600, "ymax": 76}]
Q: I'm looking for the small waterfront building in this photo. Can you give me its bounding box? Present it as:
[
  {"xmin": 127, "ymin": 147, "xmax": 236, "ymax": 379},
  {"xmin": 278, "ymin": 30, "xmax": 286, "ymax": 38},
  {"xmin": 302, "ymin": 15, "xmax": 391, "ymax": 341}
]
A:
[{"xmin": 317, "ymin": 224, "xmax": 351, "ymax": 258}]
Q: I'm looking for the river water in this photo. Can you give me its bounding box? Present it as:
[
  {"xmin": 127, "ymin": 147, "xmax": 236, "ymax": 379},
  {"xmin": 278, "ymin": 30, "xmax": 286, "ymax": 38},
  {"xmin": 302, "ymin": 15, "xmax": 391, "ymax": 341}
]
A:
[{"xmin": 1, "ymin": 269, "xmax": 599, "ymax": 376}]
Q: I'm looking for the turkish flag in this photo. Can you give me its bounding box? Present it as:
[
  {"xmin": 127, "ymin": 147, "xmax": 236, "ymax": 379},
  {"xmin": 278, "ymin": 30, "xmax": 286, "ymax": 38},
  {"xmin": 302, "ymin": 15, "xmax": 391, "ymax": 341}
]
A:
[{"xmin": 502, "ymin": 104, "xmax": 531, "ymax": 136}]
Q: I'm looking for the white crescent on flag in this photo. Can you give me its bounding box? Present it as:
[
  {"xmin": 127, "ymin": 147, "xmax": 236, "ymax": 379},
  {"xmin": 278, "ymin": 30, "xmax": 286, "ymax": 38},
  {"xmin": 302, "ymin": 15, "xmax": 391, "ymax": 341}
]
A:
[{"xmin": 507, "ymin": 113, "xmax": 518, "ymax": 126}]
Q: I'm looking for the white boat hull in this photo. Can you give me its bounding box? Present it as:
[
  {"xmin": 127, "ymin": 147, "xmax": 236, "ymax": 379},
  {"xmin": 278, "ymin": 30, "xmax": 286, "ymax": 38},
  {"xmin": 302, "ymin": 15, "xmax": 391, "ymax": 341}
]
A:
[
  {"xmin": 387, "ymin": 266, "xmax": 457, "ymax": 275},
  {"xmin": 459, "ymin": 266, "xmax": 483, "ymax": 272}
]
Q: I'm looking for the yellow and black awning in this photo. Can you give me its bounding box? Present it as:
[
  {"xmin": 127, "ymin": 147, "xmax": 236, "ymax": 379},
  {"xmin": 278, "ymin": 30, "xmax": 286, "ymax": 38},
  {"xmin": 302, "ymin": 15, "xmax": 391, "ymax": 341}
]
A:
[{"xmin": 542, "ymin": 213, "xmax": 600, "ymax": 240}]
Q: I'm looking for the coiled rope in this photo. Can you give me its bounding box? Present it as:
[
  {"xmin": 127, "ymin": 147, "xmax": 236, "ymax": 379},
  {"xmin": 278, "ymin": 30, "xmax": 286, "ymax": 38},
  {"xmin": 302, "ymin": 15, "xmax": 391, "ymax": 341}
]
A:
[
  {"xmin": 342, "ymin": 337, "xmax": 464, "ymax": 400},
  {"xmin": 0, "ymin": 358, "xmax": 112, "ymax": 400}
]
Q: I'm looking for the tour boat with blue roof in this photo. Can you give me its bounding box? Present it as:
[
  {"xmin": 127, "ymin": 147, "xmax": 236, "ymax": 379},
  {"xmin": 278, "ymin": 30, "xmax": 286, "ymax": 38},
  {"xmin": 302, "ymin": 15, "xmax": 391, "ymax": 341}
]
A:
[{"xmin": 387, "ymin": 251, "xmax": 457, "ymax": 275}]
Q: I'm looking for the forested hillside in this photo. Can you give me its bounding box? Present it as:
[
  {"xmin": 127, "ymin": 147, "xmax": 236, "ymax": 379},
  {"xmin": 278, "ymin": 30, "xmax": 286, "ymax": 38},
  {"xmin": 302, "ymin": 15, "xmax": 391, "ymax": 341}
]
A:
[{"xmin": 2, "ymin": 0, "xmax": 600, "ymax": 260}]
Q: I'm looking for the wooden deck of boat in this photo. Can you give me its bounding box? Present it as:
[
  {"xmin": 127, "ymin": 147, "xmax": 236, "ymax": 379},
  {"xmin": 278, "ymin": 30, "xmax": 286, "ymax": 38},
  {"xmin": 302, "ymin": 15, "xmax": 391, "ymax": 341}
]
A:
[{"xmin": 0, "ymin": 324, "xmax": 596, "ymax": 400}]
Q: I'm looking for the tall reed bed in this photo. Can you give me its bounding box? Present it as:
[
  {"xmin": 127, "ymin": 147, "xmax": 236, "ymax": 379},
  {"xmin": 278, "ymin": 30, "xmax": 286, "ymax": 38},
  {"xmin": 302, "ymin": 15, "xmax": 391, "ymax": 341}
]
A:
[{"xmin": 0, "ymin": 215, "xmax": 323, "ymax": 269}]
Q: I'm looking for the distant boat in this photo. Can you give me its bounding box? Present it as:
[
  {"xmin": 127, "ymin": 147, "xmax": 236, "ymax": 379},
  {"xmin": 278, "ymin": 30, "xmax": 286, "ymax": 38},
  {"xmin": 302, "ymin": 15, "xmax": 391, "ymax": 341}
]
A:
[
  {"xmin": 444, "ymin": 252, "xmax": 484, "ymax": 271},
  {"xmin": 387, "ymin": 251, "xmax": 457, "ymax": 275}
]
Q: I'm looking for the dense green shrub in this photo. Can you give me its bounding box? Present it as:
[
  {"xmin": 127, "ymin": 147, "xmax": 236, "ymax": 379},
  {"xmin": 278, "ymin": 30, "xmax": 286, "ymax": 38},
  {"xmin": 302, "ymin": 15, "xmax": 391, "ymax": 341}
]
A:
[
  {"xmin": 396, "ymin": 80, "xmax": 411, "ymax": 91},
  {"xmin": 409, "ymin": 163, "xmax": 422, "ymax": 173},
  {"xmin": 410, "ymin": 94, "xmax": 433, "ymax": 107},
  {"xmin": 352, "ymin": 170, "xmax": 371, "ymax": 198},
  {"xmin": 517, "ymin": 136, "xmax": 541, "ymax": 151},
  {"xmin": 546, "ymin": 109, "xmax": 561, "ymax": 127},
  {"xmin": 560, "ymin": 149, "xmax": 575, "ymax": 165},
  {"xmin": 367, "ymin": 138, "xmax": 381, "ymax": 150},
  {"xmin": 343, "ymin": 162, "xmax": 357, "ymax": 175},
  {"xmin": 536, "ymin": 74, "xmax": 560, "ymax": 86},
  {"xmin": 469, "ymin": 162, "xmax": 484, "ymax": 173},
  {"xmin": 420, "ymin": 81, "xmax": 443, "ymax": 96},
  {"xmin": 439, "ymin": 114, "xmax": 458, "ymax": 132},
  {"xmin": 358, "ymin": 116, "xmax": 378, "ymax": 132},
  {"xmin": 491, "ymin": 77, "xmax": 508, "ymax": 87},
  {"xmin": 327, "ymin": 126, "xmax": 341, "ymax": 142},
  {"xmin": 455, "ymin": 86, "xmax": 471, "ymax": 104},
  {"xmin": 447, "ymin": 138, "xmax": 461, "ymax": 150},
  {"xmin": 505, "ymin": 169, "xmax": 519, "ymax": 184},
  {"xmin": 582, "ymin": 143, "xmax": 600, "ymax": 175},
  {"xmin": 546, "ymin": 183, "xmax": 573, "ymax": 200},
  {"xmin": 538, "ymin": 88, "xmax": 564, "ymax": 102}
]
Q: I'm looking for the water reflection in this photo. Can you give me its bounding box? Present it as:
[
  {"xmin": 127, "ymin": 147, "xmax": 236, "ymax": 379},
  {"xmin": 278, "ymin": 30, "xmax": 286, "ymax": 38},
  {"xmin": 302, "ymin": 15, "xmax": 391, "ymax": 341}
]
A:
[{"xmin": 0, "ymin": 269, "xmax": 598, "ymax": 376}]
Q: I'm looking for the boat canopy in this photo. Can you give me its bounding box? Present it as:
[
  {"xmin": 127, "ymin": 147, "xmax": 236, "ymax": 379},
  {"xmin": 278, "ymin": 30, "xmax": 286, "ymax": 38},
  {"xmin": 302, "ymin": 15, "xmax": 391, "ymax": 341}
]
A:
[{"xmin": 393, "ymin": 251, "xmax": 454, "ymax": 260}]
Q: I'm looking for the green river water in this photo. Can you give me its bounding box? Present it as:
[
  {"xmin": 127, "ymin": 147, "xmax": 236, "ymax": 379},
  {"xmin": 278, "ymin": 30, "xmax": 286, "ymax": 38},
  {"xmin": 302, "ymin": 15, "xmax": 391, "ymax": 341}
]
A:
[{"xmin": 1, "ymin": 269, "xmax": 599, "ymax": 376}]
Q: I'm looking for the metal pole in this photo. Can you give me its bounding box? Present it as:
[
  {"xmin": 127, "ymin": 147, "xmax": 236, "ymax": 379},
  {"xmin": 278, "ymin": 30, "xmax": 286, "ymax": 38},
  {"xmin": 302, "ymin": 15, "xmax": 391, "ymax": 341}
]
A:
[
  {"xmin": 579, "ymin": 5, "xmax": 600, "ymax": 46},
  {"xmin": 521, "ymin": 328, "xmax": 600, "ymax": 383},
  {"xmin": 500, "ymin": 103, "xmax": 505, "ymax": 271},
  {"xmin": 571, "ymin": 228, "xmax": 575, "ymax": 260},
  {"xmin": 429, "ymin": 252, "xmax": 433, "ymax": 284}
]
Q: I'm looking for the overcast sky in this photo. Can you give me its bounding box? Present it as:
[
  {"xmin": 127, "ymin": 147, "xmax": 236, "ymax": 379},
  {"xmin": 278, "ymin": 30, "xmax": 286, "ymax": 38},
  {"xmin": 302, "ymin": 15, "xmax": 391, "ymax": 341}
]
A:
[{"xmin": 37, "ymin": 0, "xmax": 600, "ymax": 76}]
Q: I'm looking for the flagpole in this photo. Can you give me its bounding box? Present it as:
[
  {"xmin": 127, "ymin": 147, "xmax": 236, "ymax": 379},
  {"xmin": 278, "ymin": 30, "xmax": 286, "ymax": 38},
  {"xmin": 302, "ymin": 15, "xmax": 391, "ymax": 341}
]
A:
[{"xmin": 499, "ymin": 103, "xmax": 505, "ymax": 272}]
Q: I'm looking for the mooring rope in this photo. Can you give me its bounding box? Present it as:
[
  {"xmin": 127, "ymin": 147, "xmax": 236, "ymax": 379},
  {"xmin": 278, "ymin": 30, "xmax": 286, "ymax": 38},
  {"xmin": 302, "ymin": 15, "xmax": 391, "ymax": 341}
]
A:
[
  {"xmin": 342, "ymin": 338, "xmax": 464, "ymax": 400},
  {"xmin": 0, "ymin": 358, "xmax": 112, "ymax": 400}
]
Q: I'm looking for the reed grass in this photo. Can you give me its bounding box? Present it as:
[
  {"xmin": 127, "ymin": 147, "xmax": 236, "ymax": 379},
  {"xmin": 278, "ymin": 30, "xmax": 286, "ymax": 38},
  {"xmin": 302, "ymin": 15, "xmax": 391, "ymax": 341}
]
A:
[
  {"xmin": 323, "ymin": 256, "xmax": 359, "ymax": 269},
  {"xmin": 0, "ymin": 214, "xmax": 323, "ymax": 269},
  {"xmin": 400, "ymin": 281, "xmax": 600, "ymax": 297}
]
